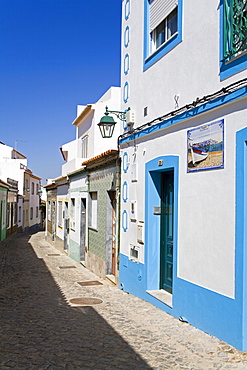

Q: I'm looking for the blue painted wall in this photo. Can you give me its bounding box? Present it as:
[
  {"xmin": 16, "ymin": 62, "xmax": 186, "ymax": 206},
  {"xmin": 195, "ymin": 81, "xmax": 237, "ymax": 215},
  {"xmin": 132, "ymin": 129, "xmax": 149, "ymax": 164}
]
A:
[{"xmin": 119, "ymin": 131, "xmax": 247, "ymax": 350}]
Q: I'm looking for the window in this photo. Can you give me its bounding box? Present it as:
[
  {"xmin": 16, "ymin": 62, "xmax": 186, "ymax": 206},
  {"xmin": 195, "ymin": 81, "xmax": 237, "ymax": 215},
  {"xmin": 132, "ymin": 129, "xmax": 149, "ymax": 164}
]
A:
[
  {"xmin": 58, "ymin": 201, "xmax": 63, "ymax": 227},
  {"xmin": 151, "ymin": 7, "xmax": 178, "ymax": 51},
  {"xmin": 30, "ymin": 207, "xmax": 33, "ymax": 220},
  {"xmin": 48, "ymin": 201, "xmax": 51, "ymax": 221},
  {"xmin": 36, "ymin": 206, "xmax": 39, "ymax": 218},
  {"xmin": 31, "ymin": 182, "xmax": 34, "ymax": 195},
  {"xmin": 24, "ymin": 179, "xmax": 29, "ymax": 194},
  {"xmin": 70, "ymin": 198, "xmax": 75, "ymax": 230},
  {"xmin": 220, "ymin": 0, "xmax": 247, "ymax": 79},
  {"xmin": 144, "ymin": 0, "xmax": 182, "ymax": 70},
  {"xmin": 36, "ymin": 184, "xmax": 39, "ymax": 195},
  {"xmin": 19, "ymin": 206, "xmax": 21, "ymax": 223},
  {"xmin": 26, "ymin": 209, "xmax": 28, "ymax": 222},
  {"xmin": 81, "ymin": 135, "xmax": 88, "ymax": 158},
  {"xmin": 222, "ymin": 0, "xmax": 247, "ymax": 61},
  {"xmin": 89, "ymin": 192, "xmax": 98, "ymax": 229},
  {"xmin": 7, "ymin": 204, "xmax": 10, "ymax": 227}
]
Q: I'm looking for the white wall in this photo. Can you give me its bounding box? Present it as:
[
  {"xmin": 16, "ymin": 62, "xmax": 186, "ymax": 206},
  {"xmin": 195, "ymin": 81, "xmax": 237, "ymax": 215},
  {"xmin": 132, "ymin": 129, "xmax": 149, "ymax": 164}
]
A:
[
  {"xmin": 0, "ymin": 161, "xmax": 27, "ymax": 194},
  {"xmin": 69, "ymin": 174, "xmax": 88, "ymax": 247},
  {"xmin": 56, "ymin": 183, "xmax": 69, "ymax": 241},
  {"xmin": 120, "ymin": 101, "xmax": 247, "ymax": 299},
  {"xmin": 121, "ymin": 0, "xmax": 247, "ymax": 132},
  {"xmin": 0, "ymin": 143, "xmax": 12, "ymax": 159},
  {"xmin": 61, "ymin": 86, "xmax": 121, "ymax": 177}
]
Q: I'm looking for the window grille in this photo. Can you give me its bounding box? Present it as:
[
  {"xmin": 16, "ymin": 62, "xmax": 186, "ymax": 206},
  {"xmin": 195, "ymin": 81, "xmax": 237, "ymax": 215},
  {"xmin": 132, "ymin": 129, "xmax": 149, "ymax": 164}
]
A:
[
  {"xmin": 89, "ymin": 192, "xmax": 97, "ymax": 229},
  {"xmin": 81, "ymin": 135, "xmax": 88, "ymax": 158},
  {"xmin": 223, "ymin": 0, "xmax": 247, "ymax": 60},
  {"xmin": 58, "ymin": 201, "xmax": 63, "ymax": 227},
  {"xmin": 70, "ymin": 198, "xmax": 75, "ymax": 230}
]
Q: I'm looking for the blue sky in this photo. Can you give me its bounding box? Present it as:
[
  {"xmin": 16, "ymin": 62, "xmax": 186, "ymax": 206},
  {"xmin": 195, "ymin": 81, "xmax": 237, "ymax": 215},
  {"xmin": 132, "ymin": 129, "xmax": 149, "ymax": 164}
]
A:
[{"xmin": 0, "ymin": 0, "xmax": 122, "ymax": 184}]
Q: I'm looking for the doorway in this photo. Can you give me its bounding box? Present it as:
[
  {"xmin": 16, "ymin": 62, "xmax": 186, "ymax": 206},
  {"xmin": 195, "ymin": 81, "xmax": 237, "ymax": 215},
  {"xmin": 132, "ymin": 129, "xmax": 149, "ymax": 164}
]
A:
[
  {"xmin": 106, "ymin": 191, "xmax": 117, "ymax": 277},
  {"xmin": 160, "ymin": 171, "xmax": 174, "ymax": 293},
  {"xmin": 64, "ymin": 201, "xmax": 69, "ymax": 251},
  {"xmin": 51, "ymin": 201, "xmax": 56, "ymax": 241},
  {"xmin": 80, "ymin": 198, "xmax": 86, "ymax": 262}
]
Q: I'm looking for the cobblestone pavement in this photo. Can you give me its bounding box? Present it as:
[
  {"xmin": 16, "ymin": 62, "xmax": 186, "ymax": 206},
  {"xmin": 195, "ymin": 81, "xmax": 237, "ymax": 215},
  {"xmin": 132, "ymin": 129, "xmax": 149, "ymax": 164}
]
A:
[{"xmin": 1, "ymin": 232, "xmax": 247, "ymax": 369}]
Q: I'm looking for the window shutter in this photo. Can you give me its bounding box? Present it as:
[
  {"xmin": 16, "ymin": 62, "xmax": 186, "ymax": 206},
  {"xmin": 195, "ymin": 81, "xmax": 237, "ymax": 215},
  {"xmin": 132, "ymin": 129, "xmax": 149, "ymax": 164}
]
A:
[{"xmin": 150, "ymin": 0, "xmax": 177, "ymax": 31}]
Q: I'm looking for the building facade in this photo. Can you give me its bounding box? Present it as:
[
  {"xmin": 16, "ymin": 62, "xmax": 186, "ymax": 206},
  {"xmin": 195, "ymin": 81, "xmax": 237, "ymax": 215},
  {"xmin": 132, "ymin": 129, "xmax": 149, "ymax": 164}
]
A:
[
  {"xmin": 46, "ymin": 182, "xmax": 57, "ymax": 245},
  {"xmin": 0, "ymin": 180, "xmax": 9, "ymax": 241},
  {"xmin": 6, "ymin": 178, "xmax": 18, "ymax": 237},
  {"xmin": 119, "ymin": 0, "xmax": 247, "ymax": 350},
  {"xmin": 0, "ymin": 142, "xmax": 41, "ymax": 233},
  {"xmin": 82, "ymin": 150, "xmax": 120, "ymax": 282},
  {"xmin": 46, "ymin": 87, "xmax": 122, "ymax": 283}
]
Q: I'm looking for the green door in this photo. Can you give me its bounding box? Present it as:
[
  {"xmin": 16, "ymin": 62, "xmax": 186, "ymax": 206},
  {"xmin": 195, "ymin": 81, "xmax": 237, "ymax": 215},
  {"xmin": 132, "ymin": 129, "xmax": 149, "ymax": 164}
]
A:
[{"xmin": 160, "ymin": 171, "xmax": 174, "ymax": 293}]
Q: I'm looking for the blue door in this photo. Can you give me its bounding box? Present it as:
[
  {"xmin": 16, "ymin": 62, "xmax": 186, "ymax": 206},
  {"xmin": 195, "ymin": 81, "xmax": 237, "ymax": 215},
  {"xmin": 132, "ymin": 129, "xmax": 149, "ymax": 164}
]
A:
[{"xmin": 160, "ymin": 171, "xmax": 174, "ymax": 293}]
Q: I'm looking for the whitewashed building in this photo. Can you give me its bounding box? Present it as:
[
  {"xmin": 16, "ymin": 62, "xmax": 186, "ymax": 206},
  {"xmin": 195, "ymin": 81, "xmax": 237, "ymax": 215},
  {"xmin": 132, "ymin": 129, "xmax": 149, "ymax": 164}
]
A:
[
  {"xmin": 0, "ymin": 142, "xmax": 41, "ymax": 233},
  {"xmin": 119, "ymin": 0, "xmax": 247, "ymax": 350},
  {"xmin": 60, "ymin": 86, "xmax": 121, "ymax": 176},
  {"xmin": 50, "ymin": 87, "xmax": 122, "ymax": 282}
]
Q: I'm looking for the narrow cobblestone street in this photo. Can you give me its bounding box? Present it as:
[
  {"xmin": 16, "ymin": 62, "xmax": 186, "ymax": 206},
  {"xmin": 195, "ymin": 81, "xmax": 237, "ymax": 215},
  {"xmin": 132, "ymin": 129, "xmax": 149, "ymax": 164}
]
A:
[{"xmin": 0, "ymin": 232, "xmax": 247, "ymax": 369}]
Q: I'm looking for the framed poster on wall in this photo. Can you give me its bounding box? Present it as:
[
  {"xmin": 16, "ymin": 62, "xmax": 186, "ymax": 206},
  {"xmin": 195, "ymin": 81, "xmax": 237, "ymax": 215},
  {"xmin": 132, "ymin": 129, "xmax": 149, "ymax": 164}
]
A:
[{"xmin": 187, "ymin": 119, "xmax": 224, "ymax": 172}]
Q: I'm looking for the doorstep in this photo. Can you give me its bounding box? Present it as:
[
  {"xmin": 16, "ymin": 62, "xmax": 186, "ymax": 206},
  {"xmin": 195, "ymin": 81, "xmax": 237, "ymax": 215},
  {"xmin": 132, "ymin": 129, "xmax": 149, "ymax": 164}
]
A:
[{"xmin": 146, "ymin": 289, "xmax": 172, "ymax": 308}]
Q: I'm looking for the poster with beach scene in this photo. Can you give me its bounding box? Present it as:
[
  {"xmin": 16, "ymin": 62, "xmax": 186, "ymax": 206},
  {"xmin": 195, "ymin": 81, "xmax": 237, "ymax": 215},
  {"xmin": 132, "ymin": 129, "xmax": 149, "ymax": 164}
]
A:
[{"xmin": 187, "ymin": 119, "xmax": 224, "ymax": 172}]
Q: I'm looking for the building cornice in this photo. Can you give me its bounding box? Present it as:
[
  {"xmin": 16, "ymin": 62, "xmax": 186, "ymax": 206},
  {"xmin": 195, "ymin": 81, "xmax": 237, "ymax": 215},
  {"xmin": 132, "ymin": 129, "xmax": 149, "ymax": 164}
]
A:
[{"xmin": 72, "ymin": 104, "xmax": 94, "ymax": 126}]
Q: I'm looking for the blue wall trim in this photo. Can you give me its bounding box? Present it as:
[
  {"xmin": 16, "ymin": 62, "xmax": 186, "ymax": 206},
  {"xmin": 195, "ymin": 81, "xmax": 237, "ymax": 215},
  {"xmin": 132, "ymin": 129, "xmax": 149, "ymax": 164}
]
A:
[
  {"xmin": 119, "ymin": 85, "xmax": 247, "ymax": 145},
  {"xmin": 143, "ymin": 0, "xmax": 183, "ymax": 71},
  {"xmin": 123, "ymin": 81, "xmax": 129, "ymax": 103},
  {"xmin": 122, "ymin": 181, "xmax": 128, "ymax": 202},
  {"xmin": 119, "ymin": 252, "xmax": 243, "ymax": 349},
  {"xmin": 124, "ymin": 53, "xmax": 130, "ymax": 75},
  {"xmin": 122, "ymin": 210, "xmax": 128, "ymax": 231},
  {"xmin": 122, "ymin": 152, "xmax": 129, "ymax": 172},
  {"xmin": 119, "ymin": 134, "xmax": 247, "ymax": 349},
  {"xmin": 236, "ymin": 127, "xmax": 247, "ymax": 350},
  {"xmin": 125, "ymin": 0, "xmax": 130, "ymax": 20},
  {"xmin": 124, "ymin": 26, "xmax": 130, "ymax": 48}
]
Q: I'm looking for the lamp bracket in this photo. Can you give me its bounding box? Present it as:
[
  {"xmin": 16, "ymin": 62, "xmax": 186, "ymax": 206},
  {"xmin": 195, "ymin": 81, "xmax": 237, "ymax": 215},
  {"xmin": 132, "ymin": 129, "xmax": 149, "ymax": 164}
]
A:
[{"xmin": 105, "ymin": 106, "xmax": 128, "ymax": 122}]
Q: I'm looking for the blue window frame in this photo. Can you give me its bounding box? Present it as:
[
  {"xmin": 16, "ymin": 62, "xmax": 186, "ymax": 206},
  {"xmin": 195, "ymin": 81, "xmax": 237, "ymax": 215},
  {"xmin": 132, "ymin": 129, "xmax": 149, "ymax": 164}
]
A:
[
  {"xmin": 220, "ymin": 0, "xmax": 247, "ymax": 80},
  {"xmin": 143, "ymin": 0, "xmax": 183, "ymax": 70}
]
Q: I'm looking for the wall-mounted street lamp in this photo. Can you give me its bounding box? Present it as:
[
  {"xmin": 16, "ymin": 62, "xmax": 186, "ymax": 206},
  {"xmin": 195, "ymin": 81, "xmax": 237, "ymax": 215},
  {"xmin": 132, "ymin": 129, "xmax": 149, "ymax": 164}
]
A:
[{"xmin": 98, "ymin": 106, "xmax": 127, "ymax": 138}]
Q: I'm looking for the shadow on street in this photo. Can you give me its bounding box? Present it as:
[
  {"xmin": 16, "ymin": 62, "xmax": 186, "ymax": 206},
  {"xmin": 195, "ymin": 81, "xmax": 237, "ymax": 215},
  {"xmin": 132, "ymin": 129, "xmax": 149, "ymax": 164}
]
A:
[{"xmin": 0, "ymin": 232, "xmax": 151, "ymax": 369}]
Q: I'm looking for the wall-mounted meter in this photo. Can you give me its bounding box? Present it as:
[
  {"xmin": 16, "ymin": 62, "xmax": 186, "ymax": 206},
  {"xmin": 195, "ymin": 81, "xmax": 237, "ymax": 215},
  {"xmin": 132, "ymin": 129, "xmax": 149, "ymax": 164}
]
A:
[
  {"xmin": 126, "ymin": 109, "xmax": 135, "ymax": 126},
  {"xmin": 137, "ymin": 222, "xmax": 144, "ymax": 244}
]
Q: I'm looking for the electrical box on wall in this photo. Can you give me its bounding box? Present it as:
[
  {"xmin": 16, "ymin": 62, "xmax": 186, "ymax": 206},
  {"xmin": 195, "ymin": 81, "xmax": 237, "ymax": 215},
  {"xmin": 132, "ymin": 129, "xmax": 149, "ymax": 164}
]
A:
[
  {"xmin": 131, "ymin": 163, "xmax": 138, "ymax": 182},
  {"xmin": 126, "ymin": 109, "xmax": 135, "ymax": 126},
  {"xmin": 137, "ymin": 222, "xmax": 144, "ymax": 244},
  {"xmin": 130, "ymin": 244, "xmax": 140, "ymax": 262},
  {"xmin": 130, "ymin": 200, "xmax": 137, "ymax": 220}
]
